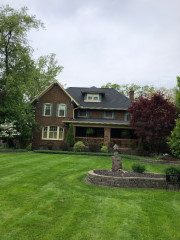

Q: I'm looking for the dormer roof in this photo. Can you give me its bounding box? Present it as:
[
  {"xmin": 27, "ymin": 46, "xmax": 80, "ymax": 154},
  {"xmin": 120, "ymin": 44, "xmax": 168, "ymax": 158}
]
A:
[{"xmin": 66, "ymin": 87, "xmax": 131, "ymax": 110}]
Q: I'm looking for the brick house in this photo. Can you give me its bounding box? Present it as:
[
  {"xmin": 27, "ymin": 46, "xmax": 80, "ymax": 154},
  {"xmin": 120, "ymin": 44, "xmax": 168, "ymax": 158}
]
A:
[{"xmin": 31, "ymin": 81, "xmax": 137, "ymax": 150}]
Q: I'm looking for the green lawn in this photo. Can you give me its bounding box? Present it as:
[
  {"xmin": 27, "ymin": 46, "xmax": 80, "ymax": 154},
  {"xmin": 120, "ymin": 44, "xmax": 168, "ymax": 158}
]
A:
[{"xmin": 0, "ymin": 153, "xmax": 180, "ymax": 240}]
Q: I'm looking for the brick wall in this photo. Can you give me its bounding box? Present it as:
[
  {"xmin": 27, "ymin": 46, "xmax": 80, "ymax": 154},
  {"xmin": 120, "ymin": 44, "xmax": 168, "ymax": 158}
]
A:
[
  {"xmin": 33, "ymin": 84, "xmax": 74, "ymax": 149},
  {"xmin": 77, "ymin": 109, "xmax": 125, "ymax": 120}
]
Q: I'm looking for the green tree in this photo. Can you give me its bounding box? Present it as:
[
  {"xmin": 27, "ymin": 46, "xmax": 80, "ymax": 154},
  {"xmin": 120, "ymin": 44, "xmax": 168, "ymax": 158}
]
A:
[
  {"xmin": 0, "ymin": 5, "xmax": 63, "ymax": 146},
  {"xmin": 176, "ymin": 76, "xmax": 180, "ymax": 112},
  {"xmin": 101, "ymin": 82, "xmax": 175, "ymax": 102},
  {"xmin": 168, "ymin": 118, "xmax": 180, "ymax": 157},
  {"xmin": 66, "ymin": 123, "xmax": 75, "ymax": 147},
  {"xmin": 168, "ymin": 76, "xmax": 180, "ymax": 156}
]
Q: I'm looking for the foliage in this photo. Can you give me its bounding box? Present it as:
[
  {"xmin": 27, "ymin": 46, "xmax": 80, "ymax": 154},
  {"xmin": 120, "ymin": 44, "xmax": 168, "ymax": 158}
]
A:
[
  {"xmin": 86, "ymin": 128, "xmax": 95, "ymax": 136},
  {"xmin": 168, "ymin": 119, "xmax": 180, "ymax": 157},
  {"xmin": 164, "ymin": 166, "xmax": 180, "ymax": 175},
  {"xmin": 132, "ymin": 163, "xmax": 146, "ymax": 173},
  {"xmin": 176, "ymin": 76, "xmax": 180, "ymax": 111},
  {"xmin": 26, "ymin": 143, "xmax": 32, "ymax": 151},
  {"xmin": 102, "ymin": 82, "xmax": 176, "ymax": 102},
  {"xmin": 33, "ymin": 149, "xmax": 113, "ymax": 156},
  {"xmin": 73, "ymin": 141, "xmax": 85, "ymax": 152},
  {"xmin": 101, "ymin": 145, "xmax": 108, "ymax": 153},
  {"xmin": 98, "ymin": 142, "xmax": 104, "ymax": 148},
  {"xmin": 128, "ymin": 93, "xmax": 178, "ymax": 153},
  {"xmin": 66, "ymin": 123, "xmax": 75, "ymax": 147},
  {"xmin": 0, "ymin": 5, "xmax": 63, "ymax": 145}
]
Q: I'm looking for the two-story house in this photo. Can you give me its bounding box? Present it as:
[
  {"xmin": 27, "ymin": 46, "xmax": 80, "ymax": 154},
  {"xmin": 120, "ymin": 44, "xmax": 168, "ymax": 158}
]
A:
[{"xmin": 31, "ymin": 81, "xmax": 137, "ymax": 150}]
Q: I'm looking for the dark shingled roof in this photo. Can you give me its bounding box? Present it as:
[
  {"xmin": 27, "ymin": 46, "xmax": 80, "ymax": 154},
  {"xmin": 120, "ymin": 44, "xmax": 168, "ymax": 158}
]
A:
[
  {"xmin": 63, "ymin": 118, "xmax": 130, "ymax": 125},
  {"xmin": 66, "ymin": 87, "xmax": 131, "ymax": 109}
]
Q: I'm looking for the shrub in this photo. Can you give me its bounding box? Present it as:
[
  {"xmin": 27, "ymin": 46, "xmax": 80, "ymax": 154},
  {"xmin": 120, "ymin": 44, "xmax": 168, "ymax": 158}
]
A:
[
  {"xmin": 26, "ymin": 143, "xmax": 32, "ymax": 151},
  {"xmin": 66, "ymin": 123, "xmax": 75, "ymax": 147},
  {"xmin": 98, "ymin": 142, "xmax": 104, "ymax": 149},
  {"xmin": 101, "ymin": 145, "xmax": 108, "ymax": 153},
  {"xmin": 164, "ymin": 166, "xmax": 180, "ymax": 175},
  {"xmin": 73, "ymin": 141, "xmax": 85, "ymax": 152},
  {"xmin": 132, "ymin": 163, "xmax": 146, "ymax": 173}
]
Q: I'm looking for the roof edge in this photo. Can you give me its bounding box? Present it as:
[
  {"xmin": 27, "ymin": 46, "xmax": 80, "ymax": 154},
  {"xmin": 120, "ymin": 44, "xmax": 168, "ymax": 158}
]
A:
[{"xmin": 30, "ymin": 81, "xmax": 79, "ymax": 106}]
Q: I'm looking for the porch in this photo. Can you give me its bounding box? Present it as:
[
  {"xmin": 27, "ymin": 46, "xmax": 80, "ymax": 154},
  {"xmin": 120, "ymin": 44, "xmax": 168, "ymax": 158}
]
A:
[{"xmin": 74, "ymin": 126, "xmax": 138, "ymax": 148}]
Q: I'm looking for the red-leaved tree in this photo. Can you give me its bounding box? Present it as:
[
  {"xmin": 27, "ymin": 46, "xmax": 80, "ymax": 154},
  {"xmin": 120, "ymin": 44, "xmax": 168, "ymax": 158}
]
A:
[{"xmin": 128, "ymin": 93, "xmax": 178, "ymax": 153}]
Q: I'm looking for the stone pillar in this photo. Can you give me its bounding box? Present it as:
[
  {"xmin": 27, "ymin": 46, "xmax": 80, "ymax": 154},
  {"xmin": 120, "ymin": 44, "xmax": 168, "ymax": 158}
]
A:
[
  {"xmin": 104, "ymin": 127, "xmax": 111, "ymax": 147},
  {"xmin": 73, "ymin": 125, "xmax": 76, "ymax": 137}
]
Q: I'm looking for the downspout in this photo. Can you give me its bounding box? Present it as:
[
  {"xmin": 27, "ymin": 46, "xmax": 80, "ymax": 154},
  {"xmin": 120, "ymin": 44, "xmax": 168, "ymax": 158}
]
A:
[{"xmin": 73, "ymin": 106, "xmax": 80, "ymax": 119}]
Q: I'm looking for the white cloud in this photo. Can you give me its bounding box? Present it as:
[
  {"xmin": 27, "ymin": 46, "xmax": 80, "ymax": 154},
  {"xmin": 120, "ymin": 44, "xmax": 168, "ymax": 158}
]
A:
[{"xmin": 1, "ymin": 0, "xmax": 180, "ymax": 88}]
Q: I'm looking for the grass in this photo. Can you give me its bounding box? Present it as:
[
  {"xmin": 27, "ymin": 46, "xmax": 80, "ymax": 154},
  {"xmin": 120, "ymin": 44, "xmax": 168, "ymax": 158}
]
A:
[{"xmin": 0, "ymin": 152, "xmax": 179, "ymax": 240}]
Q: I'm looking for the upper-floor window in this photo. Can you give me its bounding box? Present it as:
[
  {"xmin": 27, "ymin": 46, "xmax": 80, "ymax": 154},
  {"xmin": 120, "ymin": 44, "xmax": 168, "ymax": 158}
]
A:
[
  {"xmin": 78, "ymin": 109, "xmax": 87, "ymax": 118},
  {"xmin": 42, "ymin": 103, "xmax": 53, "ymax": 117},
  {"xmin": 85, "ymin": 94, "xmax": 101, "ymax": 102},
  {"xmin": 56, "ymin": 104, "xmax": 67, "ymax": 117},
  {"xmin": 104, "ymin": 111, "xmax": 114, "ymax": 119}
]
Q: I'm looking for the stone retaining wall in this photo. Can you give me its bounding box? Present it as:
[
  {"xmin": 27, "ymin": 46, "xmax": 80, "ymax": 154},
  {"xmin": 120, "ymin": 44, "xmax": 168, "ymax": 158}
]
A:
[{"xmin": 86, "ymin": 170, "xmax": 180, "ymax": 191}]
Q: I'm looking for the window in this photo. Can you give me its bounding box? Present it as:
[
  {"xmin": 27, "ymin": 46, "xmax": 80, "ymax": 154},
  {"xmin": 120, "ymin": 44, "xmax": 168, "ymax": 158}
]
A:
[
  {"xmin": 124, "ymin": 112, "xmax": 130, "ymax": 121},
  {"xmin": 59, "ymin": 104, "xmax": 65, "ymax": 117},
  {"xmin": 49, "ymin": 126, "xmax": 57, "ymax": 139},
  {"xmin": 85, "ymin": 94, "xmax": 101, "ymax": 102},
  {"xmin": 87, "ymin": 94, "xmax": 93, "ymax": 101},
  {"xmin": 78, "ymin": 109, "xmax": 87, "ymax": 117},
  {"xmin": 43, "ymin": 103, "xmax": 52, "ymax": 116},
  {"xmin": 43, "ymin": 127, "xmax": 48, "ymax": 138},
  {"xmin": 104, "ymin": 111, "xmax": 113, "ymax": 119},
  {"xmin": 42, "ymin": 126, "xmax": 64, "ymax": 140},
  {"xmin": 56, "ymin": 104, "xmax": 67, "ymax": 117}
]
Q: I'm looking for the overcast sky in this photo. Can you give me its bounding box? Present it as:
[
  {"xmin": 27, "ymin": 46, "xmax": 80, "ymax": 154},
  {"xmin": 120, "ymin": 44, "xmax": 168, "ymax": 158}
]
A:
[{"xmin": 2, "ymin": 0, "xmax": 180, "ymax": 89}]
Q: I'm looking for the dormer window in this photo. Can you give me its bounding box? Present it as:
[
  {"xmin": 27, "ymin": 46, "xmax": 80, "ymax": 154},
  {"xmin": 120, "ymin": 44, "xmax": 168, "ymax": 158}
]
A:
[{"xmin": 85, "ymin": 94, "xmax": 101, "ymax": 102}]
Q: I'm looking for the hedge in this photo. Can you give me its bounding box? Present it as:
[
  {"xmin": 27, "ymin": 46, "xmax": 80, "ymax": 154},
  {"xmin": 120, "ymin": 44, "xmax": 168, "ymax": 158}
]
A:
[{"xmin": 33, "ymin": 150, "xmax": 113, "ymax": 157}]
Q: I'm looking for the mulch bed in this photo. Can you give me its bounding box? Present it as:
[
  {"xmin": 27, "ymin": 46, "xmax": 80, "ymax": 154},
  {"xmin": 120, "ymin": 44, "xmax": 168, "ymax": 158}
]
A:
[{"xmin": 94, "ymin": 169, "xmax": 165, "ymax": 178}]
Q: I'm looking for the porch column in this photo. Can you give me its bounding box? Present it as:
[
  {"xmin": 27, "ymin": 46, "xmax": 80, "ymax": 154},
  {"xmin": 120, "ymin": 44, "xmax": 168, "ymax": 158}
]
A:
[{"xmin": 104, "ymin": 127, "xmax": 111, "ymax": 147}]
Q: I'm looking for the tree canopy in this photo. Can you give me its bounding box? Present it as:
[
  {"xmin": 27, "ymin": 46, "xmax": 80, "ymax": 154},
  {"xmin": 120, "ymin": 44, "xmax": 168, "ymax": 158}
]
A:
[
  {"xmin": 128, "ymin": 93, "xmax": 177, "ymax": 153},
  {"xmin": 168, "ymin": 76, "xmax": 180, "ymax": 157},
  {"xmin": 101, "ymin": 82, "xmax": 176, "ymax": 102},
  {"xmin": 0, "ymin": 5, "xmax": 63, "ymax": 146}
]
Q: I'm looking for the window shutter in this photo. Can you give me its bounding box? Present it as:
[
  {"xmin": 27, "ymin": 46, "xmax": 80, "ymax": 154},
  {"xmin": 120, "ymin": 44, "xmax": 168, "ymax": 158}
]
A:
[
  {"xmin": 87, "ymin": 110, "xmax": 89, "ymax": 118},
  {"xmin": 51, "ymin": 103, "xmax": 53, "ymax": 117},
  {"xmin": 84, "ymin": 94, "xmax": 87, "ymax": 100},
  {"xmin": 113, "ymin": 111, "xmax": 115, "ymax": 119},
  {"xmin": 65, "ymin": 104, "xmax": 67, "ymax": 117},
  {"xmin": 99, "ymin": 94, "xmax": 102, "ymax": 101},
  {"xmin": 56, "ymin": 104, "xmax": 59, "ymax": 117},
  {"xmin": 124, "ymin": 112, "xmax": 127, "ymax": 121},
  {"xmin": 42, "ymin": 103, "xmax": 44, "ymax": 116},
  {"xmin": 103, "ymin": 111, "xmax": 105, "ymax": 118}
]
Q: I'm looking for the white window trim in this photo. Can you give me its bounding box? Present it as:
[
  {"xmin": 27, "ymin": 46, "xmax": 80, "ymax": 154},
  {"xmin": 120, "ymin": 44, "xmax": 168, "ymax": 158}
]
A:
[
  {"xmin": 104, "ymin": 111, "xmax": 113, "ymax": 119},
  {"xmin": 44, "ymin": 103, "xmax": 51, "ymax": 117},
  {"xmin": 78, "ymin": 109, "xmax": 87, "ymax": 118},
  {"xmin": 58, "ymin": 104, "xmax": 66, "ymax": 117},
  {"xmin": 42, "ymin": 126, "xmax": 64, "ymax": 140},
  {"xmin": 85, "ymin": 94, "xmax": 101, "ymax": 102}
]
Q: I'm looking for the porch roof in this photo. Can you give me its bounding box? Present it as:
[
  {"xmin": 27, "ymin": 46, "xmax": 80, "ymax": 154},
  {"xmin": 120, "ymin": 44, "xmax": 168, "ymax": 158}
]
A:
[{"xmin": 63, "ymin": 118, "xmax": 130, "ymax": 126}]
